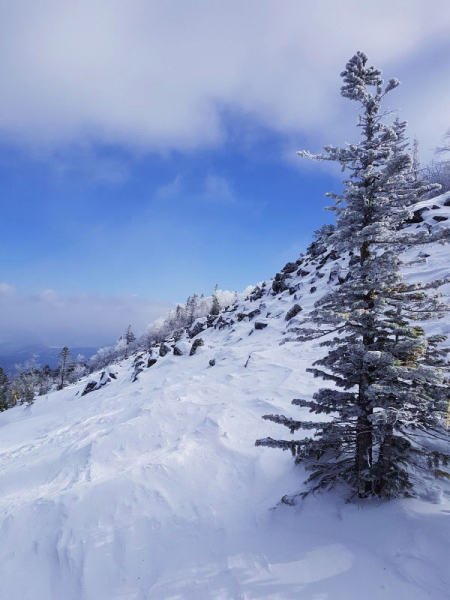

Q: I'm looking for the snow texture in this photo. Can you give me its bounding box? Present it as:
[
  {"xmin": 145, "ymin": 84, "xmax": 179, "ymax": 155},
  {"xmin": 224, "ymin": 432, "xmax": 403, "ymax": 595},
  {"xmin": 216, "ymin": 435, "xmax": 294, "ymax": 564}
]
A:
[{"xmin": 0, "ymin": 193, "xmax": 450, "ymax": 599}]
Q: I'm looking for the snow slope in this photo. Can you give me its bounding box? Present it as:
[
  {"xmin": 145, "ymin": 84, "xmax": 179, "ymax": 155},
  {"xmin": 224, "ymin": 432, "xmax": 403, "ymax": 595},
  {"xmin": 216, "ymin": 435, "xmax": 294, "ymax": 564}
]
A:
[{"xmin": 1, "ymin": 194, "xmax": 450, "ymax": 600}]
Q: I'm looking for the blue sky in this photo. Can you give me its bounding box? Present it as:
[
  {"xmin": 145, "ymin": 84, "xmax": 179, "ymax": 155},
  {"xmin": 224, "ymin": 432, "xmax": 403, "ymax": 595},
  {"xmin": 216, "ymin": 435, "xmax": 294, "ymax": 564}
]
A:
[{"xmin": 1, "ymin": 1, "xmax": 450, "ymax": 346}]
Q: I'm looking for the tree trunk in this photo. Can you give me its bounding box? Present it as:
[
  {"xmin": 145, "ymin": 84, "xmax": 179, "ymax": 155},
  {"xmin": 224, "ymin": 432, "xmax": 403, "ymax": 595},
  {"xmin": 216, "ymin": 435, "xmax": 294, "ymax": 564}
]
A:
[{"xmin": 376, "ymin": 425, "xmax": 393, "ymax": 496}]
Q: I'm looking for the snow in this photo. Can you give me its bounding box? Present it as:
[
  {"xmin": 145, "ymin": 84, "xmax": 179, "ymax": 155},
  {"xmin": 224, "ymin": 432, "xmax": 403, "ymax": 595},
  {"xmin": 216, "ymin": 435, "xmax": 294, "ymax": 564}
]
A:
[{"xmin": 1, "ymin": 194, "xmax": 450, "ymax": 599}]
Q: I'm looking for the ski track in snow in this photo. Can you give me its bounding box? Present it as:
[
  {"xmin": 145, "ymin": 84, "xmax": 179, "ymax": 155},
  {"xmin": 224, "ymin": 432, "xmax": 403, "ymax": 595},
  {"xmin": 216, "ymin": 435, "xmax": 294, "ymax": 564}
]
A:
[{"xmin": 1, "ymin": 194, "xmax": 450, "ymax": 600}]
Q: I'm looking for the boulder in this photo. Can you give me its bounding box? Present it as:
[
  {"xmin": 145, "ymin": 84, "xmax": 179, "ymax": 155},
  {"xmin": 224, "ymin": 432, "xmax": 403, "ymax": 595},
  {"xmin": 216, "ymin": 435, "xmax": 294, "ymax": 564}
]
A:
[
  {"xmin": 190, "ymin": 338, "xmax": 204, "ymax": 356},
  {"xmin": 285, "ymin": 304, "xmax": 302, "ymax": 321},
  {"xmin": 248, "ymin": 308, "xmax": 261, "ymax": 320},
  {"xmin": 237, "ymin": 309, "xmax": 261, "ymax": 322},
  {"xmin": 297, "ymin": 269, "xmax": 310, "ymax": 277},
  {"xmin": 282, "ymin": 262, "xmax": 298, "ymax": 274},
  {"xmin": 81, "ymin": 381, "xmax": 97, "ymax": 396},
  {"xmin": 173, "ymin": 341, "xmax": 191, "ymax": 356},
  {"xmin": 188, "ymin": 320, "xmax": 206, "ymax": 339},
  {"xmin": 406, "ymin": 206, "xmax": 429, "ymax": 224},
  {"xmin": 147, "ymin": 358, "xmax": 157, "ymax": 368},
  {"xmin": 81, "ymin": 371, "xmax": 111, "ymax": 396},
  {"xmin": 433, "ymin": 215, "xmax": 448, "ymax": 222},
  {"xmin": 254, "ymin": 321, "xmax": 268, "ymax": 330},
  {"xmin": 272, "ymin": 278, "xmax": 288, "ymax": 294},
  {"xmin": 249, "ymin": 285, "xmax": 265, "ymax": 301},
  {"xmin": 209, "ymin": 359, "xmax": 216, "ymax": 367},
  {"xmin": 159, "ymin": 343, "xmax": 171, "ymax": 357}
]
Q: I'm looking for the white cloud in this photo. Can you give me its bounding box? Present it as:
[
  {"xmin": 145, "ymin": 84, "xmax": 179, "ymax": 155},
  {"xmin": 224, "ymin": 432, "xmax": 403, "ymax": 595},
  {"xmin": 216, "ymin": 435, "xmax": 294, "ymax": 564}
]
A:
[
  {"xmin": 0, "ymin": 284, "xmax": 172, "ymax": 346},
  {"xmin": 0, "ymin": 1, "xmax": 449, "ymax": 160}
]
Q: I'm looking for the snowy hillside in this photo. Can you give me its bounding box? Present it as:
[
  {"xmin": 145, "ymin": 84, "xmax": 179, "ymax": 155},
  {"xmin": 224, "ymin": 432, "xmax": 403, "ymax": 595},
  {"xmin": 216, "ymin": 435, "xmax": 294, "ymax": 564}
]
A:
[{"xmin": 1, "ymin": 193, "xmax": 450, "ymax": 600}]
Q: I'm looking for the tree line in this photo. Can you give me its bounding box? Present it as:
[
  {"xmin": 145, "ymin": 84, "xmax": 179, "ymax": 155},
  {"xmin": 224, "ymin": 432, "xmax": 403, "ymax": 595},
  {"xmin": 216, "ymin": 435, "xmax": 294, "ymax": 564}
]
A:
[{"xmin": 0, "ymin": 285, "xmax": 252, "ymax": 410}]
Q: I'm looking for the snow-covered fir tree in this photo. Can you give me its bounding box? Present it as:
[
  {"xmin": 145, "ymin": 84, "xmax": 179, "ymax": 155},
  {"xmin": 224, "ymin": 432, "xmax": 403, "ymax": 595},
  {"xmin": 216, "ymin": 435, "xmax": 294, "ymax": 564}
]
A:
[
  {"xmin": 0, "ymin": 367, "xmax": 10, "ymax": 411},
  {"xmin": 211, "ymin": 284, "xmax": 221, "ymax": 316},
  {"xmin": 58, "ymin": 347, "xmax": 72, "ymax": 390},
  {"xmin": 257, "ymin": 52, "xmax": 450, "ymax": 500}
]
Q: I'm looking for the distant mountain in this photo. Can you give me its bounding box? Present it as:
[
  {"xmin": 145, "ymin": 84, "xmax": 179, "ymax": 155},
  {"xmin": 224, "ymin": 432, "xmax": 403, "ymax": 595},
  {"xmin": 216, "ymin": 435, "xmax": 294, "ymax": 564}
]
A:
[{"xmin": 0, "ymin": 343, "xmax": 99, "ymax": 373}]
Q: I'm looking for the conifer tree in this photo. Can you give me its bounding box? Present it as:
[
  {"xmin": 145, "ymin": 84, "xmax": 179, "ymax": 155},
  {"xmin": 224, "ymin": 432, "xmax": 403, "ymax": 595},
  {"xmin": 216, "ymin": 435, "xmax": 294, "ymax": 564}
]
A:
[
  {"xmin": 187, "ymin": 293, "xmax": 198, "ymax": 326},
  {"xmin": 211, "ymin": 284, "xmax": 221, "ymax": 316},
  {"xmin": 0, "ymin": 367, "xmax": 10, "ymax": 411},
  {"xmin": 256, "ymin": 52, "xmax": 450, "ymax": 499},
  {"xmin": 125, "ymin": 325, "xmax": 136, "ymax": 346},
  {"xmin": 58, "ymin": 347, "xmax": 72, "ymax": 390}
]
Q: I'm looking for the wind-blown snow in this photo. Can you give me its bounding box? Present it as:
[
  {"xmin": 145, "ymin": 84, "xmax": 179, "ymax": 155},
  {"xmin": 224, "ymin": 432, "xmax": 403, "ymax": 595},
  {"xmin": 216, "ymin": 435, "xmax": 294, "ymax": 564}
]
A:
[{"xmin": 1, "ymin": 194, "xmax": 450, "ymax": 600}]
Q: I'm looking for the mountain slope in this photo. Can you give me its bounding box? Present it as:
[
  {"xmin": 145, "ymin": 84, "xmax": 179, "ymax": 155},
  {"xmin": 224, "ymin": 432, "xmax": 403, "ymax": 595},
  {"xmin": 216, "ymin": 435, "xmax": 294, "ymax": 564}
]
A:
[{"xmin": 1, "ymin": 193, "xmax": 450, "ymax": 600}]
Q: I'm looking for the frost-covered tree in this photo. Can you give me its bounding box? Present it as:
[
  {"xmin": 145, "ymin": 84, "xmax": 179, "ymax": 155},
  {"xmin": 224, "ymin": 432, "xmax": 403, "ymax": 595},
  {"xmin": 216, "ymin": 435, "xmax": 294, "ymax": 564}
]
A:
[
  {"xmin": 0, "ymin": 367, "xmax": 10, "ymax": 411},
  {"xmin": 435, "ymin": 127, "xmax": 450, "ymax": 158},
  {"xmin": 68, "ymin": 354, "xmax": 87, "ymax": 382},
  {"xmin": 423, "ymin": 127, "xmax": 450, "ymax": 193},
  {"xmin": 37, "ymin": 365, "xmax": 54, "ymax": 395},
  {"xmin": 187, "ymin": 294, "xmax": 198, "ymax": 326},
  {"xmin": 14, "ymin": 356, "xmax": 42, "ymax": 404},
  {"xmin": 211, "ymin": 284, "xmax": 221, "ymax": 316},
  {"xmin": 58, "ymin": 347, "xmax": 72, "ymax": 390},
  {"xmin": 257, "ymin": 52, "xmax": 450, "ymax": 500}
]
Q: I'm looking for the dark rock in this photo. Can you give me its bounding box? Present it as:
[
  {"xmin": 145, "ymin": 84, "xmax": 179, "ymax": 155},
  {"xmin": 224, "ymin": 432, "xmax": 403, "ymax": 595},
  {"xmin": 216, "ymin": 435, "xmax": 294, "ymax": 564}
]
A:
[
  {"xmin": 248, "ymin": 309, "xmax": 261, "ymax": 320},
  {"xmin": 81, "ymin": 371, "xmax": 111, "ymax": 395},
  {"xmin": 109, "ymin": 372, "xmax": 117, "ymax": 380},
  {"xmin": 282, "ymin": 262, "xmax": 298, "ymax": 274},
  {"xmin": 190, "ymin": 338, "xmax": 204, "ymax": 356},
  {"xmin": 81, "ymin": 381, "xmax": 97, "ymax": 396},
  {"xmin": 297, "ymin": 268, "xmax": 310, "ymax": 277},
  {"xmin": 310, "ymin": 286, "xmax": 317, "ymax": 294},
  {"xmin": 209, "ymin": 359, "xmax": 216, "ymax": 367},
  {"xmin": 418, "ymin": 251, "xmax": 430, "ymax": 258},
  {"xmin": 132, "ymin": 369, "xmax": 143, "ymax": 382},
  {"xmin": 444, "ymin": 197, "xmax": 450, "ymax": 206},
  {"xmin": 147, "ymin": 358, "xmax": 157, "ymax": 368},
  {"xmin": 254, "ymin": 321, "xmax": 268, "ymax": 330},
  {"xmin": 249, "ymin": 285, "xmax": 265, "ymax": 301},
  {"xmin": 285, "ymin": 304, "xmax": 302, "ymax": 321},
  {"xmin": 272, "ymin": 278, "xmax": 289, "ymax": 294},
  {"xmin": 433, "ymin": 215, "xmax": 448, "ymax": 222},
  {"xmin": 206, "ymin": 315, "xmax": 217, "ymax": 328},
  {"xmin": 237, "ymin": 309, "xmax": 261, "ymax": 322},
  {"xmin": 159, "ymin": 343, "xmax": 171, "ymax": 357},
  {"xmin": 406, "ymin": 207, "xmax": 430, "ymax": 224},
  {"xmin": 349, "ymin": 254, "xmax": 360, "ymax": 266},
  {"xmin": 188, "ymin": 321, "xmax": 206, "ymax": 338}
]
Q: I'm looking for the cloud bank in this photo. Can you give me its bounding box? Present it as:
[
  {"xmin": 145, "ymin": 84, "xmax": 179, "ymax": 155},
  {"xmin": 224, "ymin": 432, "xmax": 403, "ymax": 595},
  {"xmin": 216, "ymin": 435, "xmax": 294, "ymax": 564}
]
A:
[
  {"xmin": 0, "ymin": 1, "xmax": 449, "ymax": 157},
  {"xmin": 0, "ymin": 284, "xmax": 172, "ymax": 347}
]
